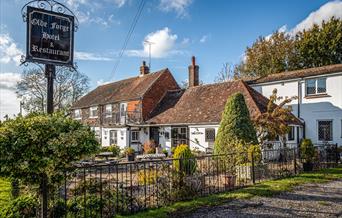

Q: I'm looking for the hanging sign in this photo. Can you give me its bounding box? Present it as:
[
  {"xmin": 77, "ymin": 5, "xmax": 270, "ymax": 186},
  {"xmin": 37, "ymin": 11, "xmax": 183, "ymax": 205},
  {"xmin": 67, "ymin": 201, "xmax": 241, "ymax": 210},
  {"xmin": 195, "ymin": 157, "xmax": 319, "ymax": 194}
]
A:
[{"xmin": 26, "ymin": 6, "xmax": 74, "ymax": 66}]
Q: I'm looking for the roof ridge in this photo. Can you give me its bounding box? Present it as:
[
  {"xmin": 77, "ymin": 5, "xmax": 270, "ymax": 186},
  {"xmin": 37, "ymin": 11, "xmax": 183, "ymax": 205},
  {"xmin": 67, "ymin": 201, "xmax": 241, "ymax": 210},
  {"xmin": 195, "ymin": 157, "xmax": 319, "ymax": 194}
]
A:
[
  {"xmin": 187, "ymin": 80, "xmax": 238, "ymax": 89},
  {"xmin": 98, "ymin": 68, "xmax": 168, "ymax": 87},
  {"xmin": 248, "ymin": 64, "xmax": 342, "ymax": 84}
]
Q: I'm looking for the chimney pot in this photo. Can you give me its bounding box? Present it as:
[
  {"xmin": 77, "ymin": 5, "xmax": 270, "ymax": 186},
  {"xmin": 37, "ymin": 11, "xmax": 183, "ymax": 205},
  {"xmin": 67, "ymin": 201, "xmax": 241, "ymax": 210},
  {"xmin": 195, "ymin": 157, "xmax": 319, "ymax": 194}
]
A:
[
  {"xmin": 192, "ymin": 56, "xmax": 196, "ymax": 66},
  {"xmin": 140, "ymin": 60, "xmax": 149, "ymax": 76},
  {"xmin": 188, "ymin": 56, "xmax": 199, "ymax": 87}
]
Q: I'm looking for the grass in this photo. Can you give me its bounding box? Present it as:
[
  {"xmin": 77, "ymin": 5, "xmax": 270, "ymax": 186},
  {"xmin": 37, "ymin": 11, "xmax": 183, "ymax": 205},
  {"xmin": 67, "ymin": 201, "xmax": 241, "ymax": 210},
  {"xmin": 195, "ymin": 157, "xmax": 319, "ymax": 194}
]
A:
[
  {"xmin": 0, "ymin": 177, "xmax": 11, "ymax": 209},
  {"xmin": 118, "ymin": 167, "xmax": 342, "ymax": 218}
]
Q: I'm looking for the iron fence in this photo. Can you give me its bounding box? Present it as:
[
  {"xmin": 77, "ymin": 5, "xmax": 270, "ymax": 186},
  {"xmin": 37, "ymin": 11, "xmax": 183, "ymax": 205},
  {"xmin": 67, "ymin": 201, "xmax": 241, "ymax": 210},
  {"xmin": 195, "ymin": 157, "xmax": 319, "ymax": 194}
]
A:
[{"xmin": 42, "ymin": 145, "xmax": 339, "ymax": 217}]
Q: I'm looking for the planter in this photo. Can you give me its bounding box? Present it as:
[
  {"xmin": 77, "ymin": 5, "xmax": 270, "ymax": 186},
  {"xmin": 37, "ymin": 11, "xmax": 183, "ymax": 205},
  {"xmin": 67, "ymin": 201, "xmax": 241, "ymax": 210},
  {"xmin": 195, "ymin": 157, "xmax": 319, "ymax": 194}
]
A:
[
  {"xmin": 302, "ymin": 162, "xmax": 313, "ymax": 172},
  {"xmin": 220, "ymin": 175, "xmax": 236, "ymax": 188},
  {"xmin": 127, "ymin": 154, "xmax": 135, "ymax": 162}
]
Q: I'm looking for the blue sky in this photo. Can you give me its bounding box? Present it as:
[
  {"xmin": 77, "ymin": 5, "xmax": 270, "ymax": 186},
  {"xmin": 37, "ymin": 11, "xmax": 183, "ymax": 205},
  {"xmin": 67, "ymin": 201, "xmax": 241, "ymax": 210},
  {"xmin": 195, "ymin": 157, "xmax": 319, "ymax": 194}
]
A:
[{"xmin": 1, "ymin": 0, "xmax": 342, "ymax": 118}]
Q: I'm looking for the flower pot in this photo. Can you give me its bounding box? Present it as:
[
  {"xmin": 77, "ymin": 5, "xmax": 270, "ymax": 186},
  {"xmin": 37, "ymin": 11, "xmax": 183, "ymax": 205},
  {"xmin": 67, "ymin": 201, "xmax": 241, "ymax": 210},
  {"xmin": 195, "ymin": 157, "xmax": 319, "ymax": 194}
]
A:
[
  {"xmin": 127, "ymin": 154, "xmax": 135, "ymax": 162},
  {"xmin": 302, "ymin": 162, "xmax": 313, "ymax": 172}
]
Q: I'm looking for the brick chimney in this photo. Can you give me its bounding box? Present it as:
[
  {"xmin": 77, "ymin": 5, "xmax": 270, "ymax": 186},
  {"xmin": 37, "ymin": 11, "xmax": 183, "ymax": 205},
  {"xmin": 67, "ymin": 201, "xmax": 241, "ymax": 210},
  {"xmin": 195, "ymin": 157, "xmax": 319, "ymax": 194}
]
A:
[
  {"xmin": 140, "ymin": 61, "xmax": 149, "ymax": 76},
  {"xmin": 188, "ymin": 56, "xmax": 199, "ymax": 87}
]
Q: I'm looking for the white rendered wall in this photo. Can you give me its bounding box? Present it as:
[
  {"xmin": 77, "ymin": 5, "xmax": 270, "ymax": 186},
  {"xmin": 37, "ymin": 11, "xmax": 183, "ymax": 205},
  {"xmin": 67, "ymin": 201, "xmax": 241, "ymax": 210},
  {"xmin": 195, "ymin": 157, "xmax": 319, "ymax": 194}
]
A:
[
  {"xmin": 101, "ymin": 127, "xmax": 129, "ymax": 149},
  {"xmin": 158, "ymin": 126, "xmax": 172, "ymax": 152},
  {"xmin": 252, "ymin": 73, "xmax": 342, "ymax": 145},
  {"xmin": 188, "ymin": 125, "xmax": 219, "ymax": 151}
]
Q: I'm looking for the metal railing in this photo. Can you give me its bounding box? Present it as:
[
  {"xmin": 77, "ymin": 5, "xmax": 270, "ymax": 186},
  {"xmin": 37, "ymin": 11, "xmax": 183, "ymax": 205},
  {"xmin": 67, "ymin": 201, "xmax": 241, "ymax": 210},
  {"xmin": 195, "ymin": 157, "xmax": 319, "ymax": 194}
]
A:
[
  {"xmin": 102, "ymin": 111, "xmax": 142, "ymax": 125},
  {"xmin": 44, "ymin": 145, "xmax": 340, "ymax": 217}
]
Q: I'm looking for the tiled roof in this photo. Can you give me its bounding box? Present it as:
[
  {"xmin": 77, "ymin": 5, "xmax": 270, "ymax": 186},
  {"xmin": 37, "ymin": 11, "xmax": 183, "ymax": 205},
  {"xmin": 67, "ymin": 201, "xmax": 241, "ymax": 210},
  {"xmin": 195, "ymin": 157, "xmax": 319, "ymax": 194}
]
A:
[
  {"xmin": 71, "ymin": 69, "xmax": 169, "ymax": 109},
  {"xmin": 147, "ymin": 80, "xmax": 302, "ymax": 125},
  {"xmin": 247, "ymin": 64, "xmax": 342, "ymax": 84}
]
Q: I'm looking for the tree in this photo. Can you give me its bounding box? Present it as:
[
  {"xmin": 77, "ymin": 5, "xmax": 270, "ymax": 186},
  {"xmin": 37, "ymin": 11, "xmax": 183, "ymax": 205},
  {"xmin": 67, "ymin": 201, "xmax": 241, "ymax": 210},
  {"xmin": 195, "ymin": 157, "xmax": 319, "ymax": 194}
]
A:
[
  {"xmin": 214, "ymin": 92, "xmax": 258, "ymax": 156},
  {"xmin": 16, "ymin": 67, "xmax": 89, "ymax": 112},
  {"xmin": 295, "ymin": 17, "xmax": 342, "ymax": 68},
  {"xmin": 237, "ymin": 17, "xmax": 342, "ymax": 78},
  {"xmin": 0, "ymin": 113, "xmax": 99, "ymax": 212},
  {"xmin": 214, "ymin": 63, "xmax": 238, "ymax": 82},
  {"xmin": 254, "ymin": 89, "xmax": 297, "ymax": 146},
  {"xmin": 236, "ymin": 31, "xmax": 297, "ymax": 78}
]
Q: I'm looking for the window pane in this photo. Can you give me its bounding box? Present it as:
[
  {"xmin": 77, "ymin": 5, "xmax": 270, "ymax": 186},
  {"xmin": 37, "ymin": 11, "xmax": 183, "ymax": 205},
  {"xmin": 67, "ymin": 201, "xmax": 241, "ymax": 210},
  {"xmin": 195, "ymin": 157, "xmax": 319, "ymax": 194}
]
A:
[
  {"xmin": 205, "ymin": 128, "xmax": 215, "ymax": 142},
  {"xmin": 288, "ymin": 126, "xmax": 295, "ymax": 141},
  {"xmin": 317, "ymin": 78, "xmax": 326, "ymax": 93},
  {"xmin": 318, "ymin": 121, "xmax": 332, "ymax": 141},
  {"xmin": 110, "ymin": 130, "xmax": 117, "ymax": 145},
  {"xmin": 306, "ymin": 79, "xmax": 316, "ymax": 95}
]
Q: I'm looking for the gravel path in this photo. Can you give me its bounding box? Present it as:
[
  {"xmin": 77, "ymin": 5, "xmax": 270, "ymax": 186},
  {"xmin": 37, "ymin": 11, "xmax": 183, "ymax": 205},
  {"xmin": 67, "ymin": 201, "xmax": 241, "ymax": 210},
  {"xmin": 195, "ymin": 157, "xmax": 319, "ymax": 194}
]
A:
[{"xmin": 179, "ymin": 180, "xmax": 342, "ymax": 218}]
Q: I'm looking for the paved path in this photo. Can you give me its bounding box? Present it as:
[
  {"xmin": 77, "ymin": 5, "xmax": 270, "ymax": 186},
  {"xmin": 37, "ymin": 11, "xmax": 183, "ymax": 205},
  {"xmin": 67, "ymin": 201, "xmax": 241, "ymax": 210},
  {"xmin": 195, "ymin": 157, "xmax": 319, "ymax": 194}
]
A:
[{"xmin": 180, "ymin": 180, "xmax": 342, "ymax": 218}]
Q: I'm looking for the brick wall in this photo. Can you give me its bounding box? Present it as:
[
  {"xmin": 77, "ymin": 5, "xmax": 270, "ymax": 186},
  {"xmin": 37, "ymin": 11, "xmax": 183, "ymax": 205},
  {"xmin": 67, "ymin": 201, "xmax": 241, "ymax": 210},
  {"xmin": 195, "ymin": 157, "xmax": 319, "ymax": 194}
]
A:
[{"xmin": 142, "ymin": 70, "xmax": 179, "ymax": 121}]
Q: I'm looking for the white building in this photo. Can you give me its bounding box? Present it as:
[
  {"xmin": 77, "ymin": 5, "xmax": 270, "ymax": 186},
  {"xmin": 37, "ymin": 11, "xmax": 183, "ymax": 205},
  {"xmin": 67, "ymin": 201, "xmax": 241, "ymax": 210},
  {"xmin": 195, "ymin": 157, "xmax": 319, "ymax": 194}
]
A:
[
  {"xmin": 72, "ymin": 58, "xmax": 341, "ymax": 153},
  {"xmin": 248, "ymin": 64, "xmax": 342, "ymax": 146}
]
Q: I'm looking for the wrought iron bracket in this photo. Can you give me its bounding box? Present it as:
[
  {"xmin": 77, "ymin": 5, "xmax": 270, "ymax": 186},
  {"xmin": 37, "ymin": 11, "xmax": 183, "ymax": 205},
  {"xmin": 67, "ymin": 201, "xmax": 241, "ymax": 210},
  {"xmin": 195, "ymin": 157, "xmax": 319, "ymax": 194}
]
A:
[{"xmin": 21, "ymin": 0, "xmax": 79, "ymax": 31}]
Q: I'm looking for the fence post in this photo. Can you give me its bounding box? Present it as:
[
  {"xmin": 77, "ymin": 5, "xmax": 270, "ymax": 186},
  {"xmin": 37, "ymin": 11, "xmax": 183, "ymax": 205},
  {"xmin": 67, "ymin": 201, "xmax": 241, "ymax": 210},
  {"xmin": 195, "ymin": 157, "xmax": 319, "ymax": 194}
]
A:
[
  {"xmin": 335, "ymin": 143, "xmax": 339, "ymax": 165},
  {"xmin": 40, "ymin": 173, "xmax": 48, "ymax": 218},
  {"xmin": 251, "ymin": 150, "xmax": 255, "ymax": 185},
  {"xmin": 293, "ymin": 148, "xmax": 297, "ymax": 175}
]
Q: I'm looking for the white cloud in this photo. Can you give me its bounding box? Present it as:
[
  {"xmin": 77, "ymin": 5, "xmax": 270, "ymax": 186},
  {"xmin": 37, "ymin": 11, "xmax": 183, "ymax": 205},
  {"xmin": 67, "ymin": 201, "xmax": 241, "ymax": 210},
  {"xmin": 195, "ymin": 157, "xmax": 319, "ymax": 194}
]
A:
[
  {"xmin": 75, "ymin": 51, "xmax": 114, "ymax": 61},
  {"xmin": 127, "ymin": 27, "xmax": 179, "ymax": 58},
  {"xmin": 199, "ymin": 35, "xmax": 208, "ymax": 43},
  {"xmin": 0, "ymin": 33, "xmax": 23, "ymax": 66},
  {"xmin": 96, "ymin": 79, "xmax": 111, "ymax": 86},
  {"xmin": 181, "ymin": 38, "xmax": 190, "ymax": 45},
  {"xmin": 0, "ymin": 72, "xmax": 21, "ymax": 90},
  {"xmin": 64, "ymin": 0, "xmax": 121, "ymax": 27},
  {"xmin": 112, "ymin": 0, "xmax": 127, "ymax": 8},
  {"xmin": 159, "ymin": 0, "xmax": 192, "ymax": 17},
  {"xmin": 291, "ymin": 1, "xmax": 342, "ymax": 34},
  {"xmin": 0, "ymin": 73, "xmax": 22, "ymax": 120}
]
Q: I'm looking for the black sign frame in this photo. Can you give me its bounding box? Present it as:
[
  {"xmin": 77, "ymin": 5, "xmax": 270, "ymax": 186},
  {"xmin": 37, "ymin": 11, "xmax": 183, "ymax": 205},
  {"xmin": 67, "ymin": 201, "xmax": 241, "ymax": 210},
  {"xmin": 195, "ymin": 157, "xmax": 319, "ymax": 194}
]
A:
[{"xmin": 26, "ymin": 6, "xmax": 74, "ymax": 67}]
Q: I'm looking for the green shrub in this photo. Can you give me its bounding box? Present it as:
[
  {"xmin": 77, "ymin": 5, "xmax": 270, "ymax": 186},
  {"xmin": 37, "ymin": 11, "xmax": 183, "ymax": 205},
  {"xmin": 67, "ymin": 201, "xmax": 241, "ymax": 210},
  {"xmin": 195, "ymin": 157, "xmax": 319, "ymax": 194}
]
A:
[
  {"xmin": 173, "ymin": 144, "xmax": 196, "ymax": 175},
  {"xmin": 171, "ymin": 147, "xmax": 176, "ymax": 155},
  {"xmin": 162, "ymin": 148, "xmax": 168, "ymax": 157},
  {"xmin": 124, "ymin": 147, "xmax": 135, "ymax": 156},
  {"xmin": 67, "ymin": 178, "xmax": 131, "ymax": 216},
  {"xmin": 248, "ymin": 144, "xmax": 262, "ymax": 163},
  {"xmin": 1, "ymin": 195, "xmax": 39, "ymax": 218},
  {"xmin": 138, "ymin": 170, "xmax": 159, "ymax": 185},
  {"xmin": 214, "ymin": 93, "xmax": 258, "ymax": 156},
  {"xmin": 108, "ymin": 144, "xmax": 120, "ymax": 156},
  {"xmin": 300, "ymin": 139, "xmax": 315, "ymax": 163}
]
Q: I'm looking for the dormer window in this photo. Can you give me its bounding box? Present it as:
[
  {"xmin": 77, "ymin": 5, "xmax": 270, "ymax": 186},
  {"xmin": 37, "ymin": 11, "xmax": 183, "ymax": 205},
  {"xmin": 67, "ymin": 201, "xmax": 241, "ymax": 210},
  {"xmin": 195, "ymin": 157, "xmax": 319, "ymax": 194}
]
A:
[
  {"xmin": 306, "ymin": 78, "xmax": 326, "ymax": 96},
  {"xmin": 74, "ymin": 109, "xmax": 81, "ymax": 119},
  {"xmin": 105, "ymin": 104, "xmax": 112, "ymax": 117},
  {"xmin": 90, "ymin": 106, "xmax": 98, "ymax": 118}
]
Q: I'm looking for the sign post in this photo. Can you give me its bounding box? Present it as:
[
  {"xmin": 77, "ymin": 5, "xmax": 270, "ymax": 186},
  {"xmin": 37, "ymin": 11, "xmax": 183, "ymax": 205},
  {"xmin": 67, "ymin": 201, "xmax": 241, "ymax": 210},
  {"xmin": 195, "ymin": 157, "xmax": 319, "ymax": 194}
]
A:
[
  {"xmin": 21, "ymin": 1, "xmax": 78, "ymax": 216},
  {"xmin": 45, "ymin": 64, "xmax": 55, "ymax": 114}
]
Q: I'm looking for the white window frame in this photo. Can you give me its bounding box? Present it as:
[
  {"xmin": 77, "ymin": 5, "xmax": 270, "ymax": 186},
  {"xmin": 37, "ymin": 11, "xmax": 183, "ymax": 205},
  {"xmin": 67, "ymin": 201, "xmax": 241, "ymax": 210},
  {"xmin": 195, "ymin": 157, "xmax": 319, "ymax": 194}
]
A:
[
  {"xmin": 131, "ymin": 130, "xmax": 139, "ymax": 142},
  {"xmin": 317, "ymin": 120, "xmax": 333, "ymax": 142},
  {"xmin": 74, "ymin": 109, "xmax": 81, "ymax": 119},
  {"xmin": 305, "ymin": 78, "xmax": 327, "ymax": 96},
  {"xmin": 105, "ymin": 104, "xmax": 112, "ymax": 117},
  {"xmin": 109, "ymin": 130, "xmax": 118, "ymax": 145},
  {"xmin": 89, "ymin": 106, "xmax": 98, "ymax": 118}
]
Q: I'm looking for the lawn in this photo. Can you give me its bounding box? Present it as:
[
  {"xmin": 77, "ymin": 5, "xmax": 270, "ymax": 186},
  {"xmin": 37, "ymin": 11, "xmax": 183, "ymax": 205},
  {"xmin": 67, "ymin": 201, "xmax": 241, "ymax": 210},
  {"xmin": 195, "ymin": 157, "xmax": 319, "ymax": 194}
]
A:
[
  {"xmin": 0, "ymin": 177, "xmax": 11, "ymax": 209},
  {"xmin": 118, "ymin": 167, "xmax": 342, "ymax": 218}
]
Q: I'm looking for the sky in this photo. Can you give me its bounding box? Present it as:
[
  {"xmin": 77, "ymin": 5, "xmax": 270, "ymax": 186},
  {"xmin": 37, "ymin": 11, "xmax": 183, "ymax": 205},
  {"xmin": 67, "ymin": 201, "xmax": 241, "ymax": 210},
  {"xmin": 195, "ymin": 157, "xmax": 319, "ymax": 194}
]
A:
[{"xmin": 1, "ymin": 0, "xmax": 342, "ymax": 119}]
